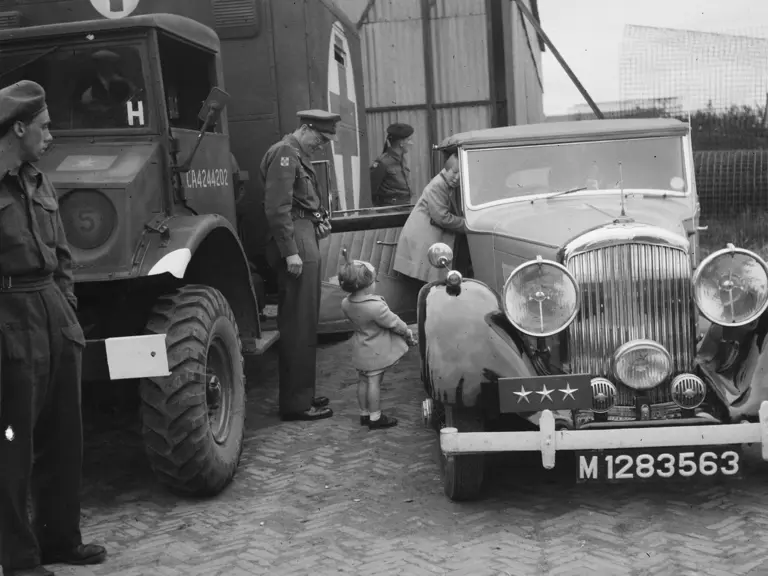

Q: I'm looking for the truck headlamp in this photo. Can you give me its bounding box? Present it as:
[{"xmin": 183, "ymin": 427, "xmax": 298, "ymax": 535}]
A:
[
  {"xmin": 502, "ymin": 256, "xmax": 580, "ymax": 337},
  {"xmin": 59, "ymin": 189, "xmax": 117, "ymax": 251}
]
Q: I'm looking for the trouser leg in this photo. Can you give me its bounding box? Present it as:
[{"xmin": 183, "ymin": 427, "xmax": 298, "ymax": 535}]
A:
[
  {"xmin": 268, "ymin": 221, "xmax": 321, "ymax": 415},
  {"xmin": 34, "ymin": 290, "xmax": 84, "ymax": 553},
  {"xmin": 0, "ymin": 299, "xmax": 51, "ymax": 571},
  {"xmin": 0, "ymin": 378, "xmax": 37, "ymax": 571}
]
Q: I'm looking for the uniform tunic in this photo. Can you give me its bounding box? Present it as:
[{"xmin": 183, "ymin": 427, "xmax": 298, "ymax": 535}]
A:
[
  {"xmin": 0, "ymin": 164, "xmax": 86, "ymax": 571},
  {"xmin": 370, "ymin": 147, "xmax": 411, "ymax": 207},
  {"xmin": 260, "ymin": 134, "xmax": 325, "ymax": 415}
]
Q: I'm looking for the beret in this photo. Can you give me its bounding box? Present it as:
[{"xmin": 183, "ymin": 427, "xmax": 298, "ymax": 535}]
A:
[
  {"xmin": 297, "ymin": 109, "xmax": 342, "ymax": 135},
  {"xmin": 0, "ymin": 80, "xmax": 47, "ymax": 129},
  {"xmin": 386, "ymin": 123, "xmax": 414, "ymax": 140}
]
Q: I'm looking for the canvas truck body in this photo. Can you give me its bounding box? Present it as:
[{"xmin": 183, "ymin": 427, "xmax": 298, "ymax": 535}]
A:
[{"xmin": 416, "ymin": 118, "xmax": 768, "ymax": 501}]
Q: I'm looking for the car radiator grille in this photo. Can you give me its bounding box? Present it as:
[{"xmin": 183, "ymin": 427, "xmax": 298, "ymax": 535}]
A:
[{"xmin": 566, "ymin": 243, "xmax": 695, "ymax": 405}]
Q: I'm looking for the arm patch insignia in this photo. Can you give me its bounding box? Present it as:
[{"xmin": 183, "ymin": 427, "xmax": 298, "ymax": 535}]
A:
[{"xmin": 280, "ymin": 156, "xmax": 290, "ymax": 167}]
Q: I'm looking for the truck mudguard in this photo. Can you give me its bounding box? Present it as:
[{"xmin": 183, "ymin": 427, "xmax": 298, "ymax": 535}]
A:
[
  {"xmin": 418, "ymin": 278, "xmax": 537, "ymax": 408},
  {"xmin": 139, "ymin": 213, "xmax": 260, "ymax": 342}
]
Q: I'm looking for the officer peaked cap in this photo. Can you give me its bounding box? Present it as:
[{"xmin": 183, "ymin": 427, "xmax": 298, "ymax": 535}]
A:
[
  {"xmin": 0, "ymin": 80, "xmax": 47, "ymax": 130},
  {"xmin": 297, "ymin": 109, "xmax": 342, "ymax": 135},
  {"xmin": 386, "ymin": 123, "xmax": 414, "ymax": 140}
]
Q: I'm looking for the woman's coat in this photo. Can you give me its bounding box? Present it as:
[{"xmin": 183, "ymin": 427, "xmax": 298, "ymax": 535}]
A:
[{"xmin": 393, "ymin": 172, "xmax": 466, "ymax": 283}]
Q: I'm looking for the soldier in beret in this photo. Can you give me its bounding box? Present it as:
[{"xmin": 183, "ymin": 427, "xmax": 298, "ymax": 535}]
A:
[
  {"xmin": 0, "ymin": 81, "xmax": 106, "ymax": 576},
  {"xmin": 370, "ymin": 123, "xmax": 414, "ymax": 207},
  {"xmin": 259, "ymin": 109, "xmax": 340, "ymax": 421}
]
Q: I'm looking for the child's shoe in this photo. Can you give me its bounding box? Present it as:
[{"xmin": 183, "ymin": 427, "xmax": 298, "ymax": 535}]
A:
[
  {"xmin": 360, "ymin": 415, "xmax": 370, "ymax": 426},
  {"xmin": 368, "ymin": 413, "xmax": 398, "ymax": 429}
]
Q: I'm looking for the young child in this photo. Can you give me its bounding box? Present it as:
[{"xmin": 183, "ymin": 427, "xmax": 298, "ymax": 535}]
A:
[{"xmin": 339, "ymin": 248, "xmax": 417, "ymax": 430}]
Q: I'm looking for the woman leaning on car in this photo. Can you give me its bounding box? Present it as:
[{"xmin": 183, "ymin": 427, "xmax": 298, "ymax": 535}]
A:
[{"xmin": 393, "ymin": 152, "xmax": 469, "ymax": 283}]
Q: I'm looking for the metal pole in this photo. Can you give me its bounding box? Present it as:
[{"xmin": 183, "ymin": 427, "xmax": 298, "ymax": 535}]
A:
[
  {"xmin": 421, "ymin": 0, "xmax": 438, "ymax": 175},
  {"xmin": 510, "ymin": 0, "xmax": 604, "ymax": 120}
]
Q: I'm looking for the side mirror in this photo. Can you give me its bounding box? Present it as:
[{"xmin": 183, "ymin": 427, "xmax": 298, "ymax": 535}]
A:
[
  {"xmin": 175, "ymin": 87, "xmax": 230, "ymax": 173},
  {"xmin": 197, "ymin": 87, "xmax": 230, "ymax": 128}
]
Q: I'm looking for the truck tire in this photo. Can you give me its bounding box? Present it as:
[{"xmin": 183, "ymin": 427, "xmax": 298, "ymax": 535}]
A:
[
  {"xmin": 140, "ymin": 284, "xmax": 246, "ymax": 497},
  {"xmin": 436, "ymin": 404, "xmax": 485, "ymax": 501}
]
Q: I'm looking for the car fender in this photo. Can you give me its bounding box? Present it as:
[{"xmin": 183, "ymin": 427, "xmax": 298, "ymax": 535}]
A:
[
  {"xmin": 139, "ymin": 214, "xmax": 261, "ymax": 345},
  {"xmin": 418, "ymin": 278, "xmax": 537, "ymax": 408},
  {"xmin": 696, "ymin": 312, "xmax": 768, "ymax": 420}
]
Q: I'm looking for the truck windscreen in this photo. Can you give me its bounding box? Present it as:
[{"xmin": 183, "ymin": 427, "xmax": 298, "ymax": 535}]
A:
[{"xmin": 0, "ymin": 43, "xmax": 148, "ymax": 131}]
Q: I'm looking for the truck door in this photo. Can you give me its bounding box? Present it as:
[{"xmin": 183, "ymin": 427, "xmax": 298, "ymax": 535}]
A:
[
  {"xmin": 314, "ymin": 163, "xmax": 422, "ymax": 333},
  {"xmin": 157, "ymin": 32, "xmax": 236, "ymax": 225}
]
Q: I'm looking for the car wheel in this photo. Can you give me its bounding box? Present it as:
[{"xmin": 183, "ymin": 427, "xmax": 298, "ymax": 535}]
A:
[{"xmin": 435, "ymin": 403, "xmax": 485, "ymax": 501}]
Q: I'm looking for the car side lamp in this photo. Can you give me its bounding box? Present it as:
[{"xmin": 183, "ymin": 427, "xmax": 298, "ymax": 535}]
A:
[{"xmin": 427, "ymin": 243, "xmax": 463, "ymax": 290}]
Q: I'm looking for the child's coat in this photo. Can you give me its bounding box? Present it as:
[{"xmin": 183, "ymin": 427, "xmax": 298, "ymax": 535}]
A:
[{"xmin": 341, "ymin": 293, "xmax": 410, "ymax": 372}]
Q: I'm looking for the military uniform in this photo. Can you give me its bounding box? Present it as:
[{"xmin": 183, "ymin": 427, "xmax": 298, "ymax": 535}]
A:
[
  {"xmin": 370, "ymin": 123, "xmax": 414, "ymax": 207},
  {"xmin": 260, "ymin": 109, "xmax": 340, "ymax": 421},
  {"xmin": 0, "ymin": 81, "xmax": 105, "ymax": 576}
]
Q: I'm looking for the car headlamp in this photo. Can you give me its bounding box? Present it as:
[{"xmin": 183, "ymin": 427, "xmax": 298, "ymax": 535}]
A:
[
  {"xmin": 612, "ymin": 339, "xmax": 672, "ymax": 390},
  {"xmin": 693, "ymin": 244, "xmax": 768, "ymax": 326},
  {"xmin": 502, "ymin": 256, "xmax": 580, "ymax": 337}
]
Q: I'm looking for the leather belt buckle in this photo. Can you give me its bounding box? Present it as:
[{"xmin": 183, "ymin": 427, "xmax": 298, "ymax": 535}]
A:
[{"xmin": 0, "ymin": 277, "xmax": 12, "ymax": 291}]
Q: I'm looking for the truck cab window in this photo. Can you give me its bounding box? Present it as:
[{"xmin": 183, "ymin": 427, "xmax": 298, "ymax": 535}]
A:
[
  {"xmin": 0, "ymin": 44, "xmax": 148, "ymax": 130},
  {"xmin": 158, "ymin": 35, "xmax": 217, "ymax": 132}
]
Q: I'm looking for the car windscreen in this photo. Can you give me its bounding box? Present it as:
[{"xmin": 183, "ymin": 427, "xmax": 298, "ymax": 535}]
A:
[
  {"xmin": 0, "ymin": 42, "xmax": 149, "ymax": 131},
  {"xmin": 465, "ymin": 136, "xmax": 687, "ymax": 206}
]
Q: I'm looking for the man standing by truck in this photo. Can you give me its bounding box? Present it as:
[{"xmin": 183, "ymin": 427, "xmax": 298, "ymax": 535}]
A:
[
  {"xmin": 260, "ymin": 109, "xmax": 340, "ymax": 422},
  {"xmin": 0, "ymin": 80, "xmax": 106, "ymax": 576}
]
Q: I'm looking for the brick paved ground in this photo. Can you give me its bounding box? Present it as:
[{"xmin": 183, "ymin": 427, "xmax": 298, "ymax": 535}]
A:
[{"xmin": 50, "ymin": 333, "xmax": 768, "ymax": 576}]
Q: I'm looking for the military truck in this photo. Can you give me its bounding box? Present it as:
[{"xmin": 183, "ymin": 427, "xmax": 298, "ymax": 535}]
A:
[{"xmin": 0, "ymin": 0, "xmax": 395, "ymax": 497}]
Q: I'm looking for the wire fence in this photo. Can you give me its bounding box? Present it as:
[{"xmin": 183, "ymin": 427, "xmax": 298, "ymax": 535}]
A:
[{"xmin": 609, "ymin": 24, "xmax": 768, "ymax": 249}]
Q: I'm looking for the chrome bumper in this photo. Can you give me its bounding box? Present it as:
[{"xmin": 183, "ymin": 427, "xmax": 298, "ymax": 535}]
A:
[{"xmin": 438, "ymin": 401, "xmax": 768, "ymax": 469}]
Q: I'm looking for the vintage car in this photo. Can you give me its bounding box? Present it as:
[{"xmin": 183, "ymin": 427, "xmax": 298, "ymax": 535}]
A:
[{"xmin": 418, "ymin": 118, "xmax": 768, "ymax": 501}]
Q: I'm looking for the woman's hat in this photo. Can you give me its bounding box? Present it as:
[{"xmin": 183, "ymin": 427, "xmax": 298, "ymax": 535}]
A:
[{"xmin": 386, "ymin": 123, "xmax": 414, "ymax": 140}]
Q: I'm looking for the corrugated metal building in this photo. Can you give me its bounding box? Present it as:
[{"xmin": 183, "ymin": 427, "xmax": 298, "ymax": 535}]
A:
[{"xmin": 334, "ymin": 0, "xmax": 545, "ymax": 199}]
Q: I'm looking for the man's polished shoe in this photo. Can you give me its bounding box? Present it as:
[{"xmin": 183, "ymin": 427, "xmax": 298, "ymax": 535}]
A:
[
  {"xmin": 281, "ymin": 406, "xmax": 333, "ymax": 421},
  {"xmin": 41, "ymin": 543, "xmax": 106, "ymax": 566},
  {"xmin": 311, "ymin": 396, "xmax": 329, "ymax": 408},
  {"xmin": 8, "ymin": 567, "xmax": 55, "ymax": 576}
]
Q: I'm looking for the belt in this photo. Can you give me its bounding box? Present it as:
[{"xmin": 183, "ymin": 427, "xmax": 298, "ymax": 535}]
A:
[
  {"xmin": 0, "ymin": 274, "xmax": 55, "ymax": 293},
  {"xmin": 291, "ymin": 207, "xmax": 324, "ymax": 222},
  {"xmin": 377, "ymin": 192, "xmax": 411, "ymax": 206}
]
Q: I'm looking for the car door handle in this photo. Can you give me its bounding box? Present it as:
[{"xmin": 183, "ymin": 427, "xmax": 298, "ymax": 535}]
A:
[
  {"xmin": 376, "ymin": 241, "xmax": 399, "ymax": 246},
  {"xmin": 697, "ymin": 225, "xmax": 709, "ymax": 231}
]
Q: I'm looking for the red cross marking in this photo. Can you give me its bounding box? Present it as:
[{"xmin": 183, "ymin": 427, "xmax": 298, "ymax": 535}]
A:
[
  {"xmin": 328, "ymin": 35, "xmax": 359, "ymax": 210},
  {"xmin": 110, "ymin": 0, "xmax": 124, "ymax": 12}
]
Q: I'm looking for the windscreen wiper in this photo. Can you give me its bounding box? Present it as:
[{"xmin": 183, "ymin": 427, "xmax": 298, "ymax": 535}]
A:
[
  {"xmin": 0, "ymin": 45, "xmax": 60, "ymax": 81},
  {"xmin": 531, "ymin": 186, "xmax": 587, "ymax": 203}
]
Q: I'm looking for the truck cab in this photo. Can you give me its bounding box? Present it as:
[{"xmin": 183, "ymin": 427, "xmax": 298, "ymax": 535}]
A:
[{"xmin": 0, "ymin": 13, "xmax": 265, "ymax": 497}]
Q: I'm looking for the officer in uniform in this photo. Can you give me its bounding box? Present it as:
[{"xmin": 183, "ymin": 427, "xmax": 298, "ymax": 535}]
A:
[
  {"xmin": 369, "ymin": 123, "xmax": 414, "ymax": 207},
  {"xmin": 0, "ymin": 81, "xmax": 106, "ymax": 576},
  {"xmin": 260, "ymin": 109, "xmax": 340, "ymax": 421}
]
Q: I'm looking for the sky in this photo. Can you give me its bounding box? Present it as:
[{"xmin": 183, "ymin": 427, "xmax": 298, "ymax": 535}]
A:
[{"xmin": 537, "ymin": 0, "xmax": 768, "ymax": 116}]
